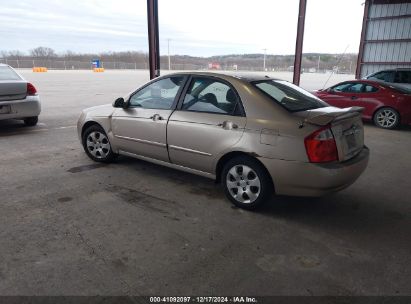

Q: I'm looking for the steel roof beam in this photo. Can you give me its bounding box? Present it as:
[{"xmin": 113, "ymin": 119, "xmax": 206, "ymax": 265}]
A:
[{"xmin": 147, "ymin": 0, "xmax": 160, "ymax": 79}]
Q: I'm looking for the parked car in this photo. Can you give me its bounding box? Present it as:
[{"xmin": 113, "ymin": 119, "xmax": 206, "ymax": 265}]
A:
[
  {"xmin": 0, "ymin": 64, "xmax": 41, "ymax": 126},
  {"xmin": 78, "ymin": 72, "xmax": 369, "ymax": 209},
  {"xmin": 364, "ymin": 69, "xmax": 411, "ymax": 89},
  {"xmin": 314, "ymin": 80, "xmax": 411, "ymax": 129}
]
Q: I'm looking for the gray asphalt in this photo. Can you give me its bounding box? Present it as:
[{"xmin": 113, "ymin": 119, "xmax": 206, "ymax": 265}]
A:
[{"xmin": 0, "ymin": 70, "xmax": 410, "ymax": 296}]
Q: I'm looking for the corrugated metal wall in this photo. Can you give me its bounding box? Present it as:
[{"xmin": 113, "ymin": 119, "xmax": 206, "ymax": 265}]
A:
[{"xmin": 359, "ymin": 1, "xmax": 411, "ymax": 78}]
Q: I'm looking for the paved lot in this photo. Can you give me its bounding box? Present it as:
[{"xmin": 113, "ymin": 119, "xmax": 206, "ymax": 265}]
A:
[{"xmin": 0, "ymin": 70, "xmax": 410, "ymax": 296}]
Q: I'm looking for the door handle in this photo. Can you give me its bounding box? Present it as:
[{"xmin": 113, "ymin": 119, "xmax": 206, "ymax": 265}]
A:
[
  {"xmin": 218, "ymin": 121, "xmax": 238, "ymax": 130},
  {"xmin": 351, "ymin": 96, "xmax": 358, "ymax": 100},
  {"xmin": 150, "ymin": 114, "xmax": 163, "ymax": 121}
]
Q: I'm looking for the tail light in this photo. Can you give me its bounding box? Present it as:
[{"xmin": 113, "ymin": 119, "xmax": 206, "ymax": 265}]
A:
[
  {"xmin": 27, "ymin": 83, "xmax": 37, "ymax": 96},
  {"xmin": 304, "ymin": 126, "xmax": 338, "ymax": 163}
]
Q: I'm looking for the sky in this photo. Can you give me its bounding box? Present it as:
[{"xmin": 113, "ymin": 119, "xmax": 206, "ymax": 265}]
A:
[{"xmin": 0, "ymin": 0, "xmax": 365, "ymax": 56}]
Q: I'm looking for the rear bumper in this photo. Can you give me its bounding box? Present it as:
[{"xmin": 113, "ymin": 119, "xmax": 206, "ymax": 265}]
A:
[
  {"xmin": 259, "ymin": 146, "xmax": 370, "ymax": 197},
  {"xmin": 0, "ymin": 97, "xmax": 41, "ymax": 120}
]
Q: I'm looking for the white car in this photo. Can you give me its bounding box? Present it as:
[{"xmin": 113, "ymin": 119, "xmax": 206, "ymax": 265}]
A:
[{"xmin": 0, "ymin": 64, "xmax": 41, "ymax": 126}]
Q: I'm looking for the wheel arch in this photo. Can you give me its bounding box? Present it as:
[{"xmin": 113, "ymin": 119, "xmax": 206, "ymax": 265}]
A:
[
  {"xmin": 81, "ymin": 121, "xmax": 104, "ymax": 139},
  {"xmin": 215, "ymin": 151, "xmax": 274, "ymax": 188}
]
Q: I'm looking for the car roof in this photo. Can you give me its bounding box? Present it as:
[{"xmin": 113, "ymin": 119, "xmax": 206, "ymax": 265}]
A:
[
  {"xmin": 332, "ymin": 79, "xmax": 382, "ymax": 86},
  {"xmin": 164, "ymin": 71, "xmax": 280, "ymax": 82},
  {"xmin": 332, "ymin": 79, "xmax": 411, "ymax": 92},
  {"xmin": 368, "ymin": 68, "xmax": 411, "ymax": 74}
]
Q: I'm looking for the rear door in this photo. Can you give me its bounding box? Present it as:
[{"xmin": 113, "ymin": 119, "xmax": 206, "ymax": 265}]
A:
[
  {"xmin": 355, "ymin": 83, "xmax": 382, "ymax": 119},
  {"xmin": 111, "ymin": 75, "xmax": 186, "ymax": 162},
  {"xmin": 167, "ymin": 76, "xmax": 246, "ymax": 173},
  {"xmin": 335, "ymin": 82, "xmax": 386, "ymax": 120}
]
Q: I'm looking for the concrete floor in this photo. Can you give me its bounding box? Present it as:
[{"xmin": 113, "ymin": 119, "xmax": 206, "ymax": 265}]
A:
[{"xmin": 0, "ymin": 70, "xmax": 410, "ymax": 296}]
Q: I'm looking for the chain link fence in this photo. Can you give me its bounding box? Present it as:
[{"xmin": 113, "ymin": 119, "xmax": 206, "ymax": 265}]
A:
[
  {"xmin": 0, "ymin": 58, "xmax": 288, "ymax": 71},
  {"xmin": 0, "ymin": 59, "xmax": 208, "ymax": 70},
  {"xmin": 0, "ymin": 58, "xmax": 347, "ymax": 73}
]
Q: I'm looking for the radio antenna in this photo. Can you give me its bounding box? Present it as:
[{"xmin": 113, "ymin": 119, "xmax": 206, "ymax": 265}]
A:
[{"xmin": 322, "ymin": 44, "xmax": 349, "ymax": 90}]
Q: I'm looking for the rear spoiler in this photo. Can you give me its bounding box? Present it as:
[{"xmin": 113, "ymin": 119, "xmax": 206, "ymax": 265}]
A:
[{"xmin": 303, "ymin": 106, "xmax": 364, "ymax": 126}]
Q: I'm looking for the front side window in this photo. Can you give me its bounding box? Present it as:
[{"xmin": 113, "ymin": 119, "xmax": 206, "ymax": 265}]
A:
[
  {"xmin": 182, "ymin": 77, "xmax": 240, "ymax": 115},
  {"xmin": 331, "ymin": 83, "xmax": 365, "ymax": 93},
  {"xmin": 253, "ymin": 80, "xmax": 327, "ymax": 112},
  {"xmin": 371, "ymin": 71, "xmax": 395, "ymax": 82},
  {"xmin": 129, "ymin": 76, "xmax": 185, "ymax": 109},
  {"xmin": 0, "ymin": 66, "xmax": 21, "ymax": 80},
  {"xmin": 332, "ymin": 83, "xmax": 353, "ymax": 92},
  {"xmin": 345, "ymin": 83, "xmax": 364, "ymax": 93}
]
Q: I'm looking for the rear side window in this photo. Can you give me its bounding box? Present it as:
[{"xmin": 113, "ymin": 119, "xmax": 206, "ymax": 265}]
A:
[
  {"xmin": 182, "ymin": 77, "xmax": 241, "ymax": 115},
  {"xmin": 0, "ymin": 66, "xmax": 21, "ymax": 80},
  {"xmin": 253, "ymin": 80, "xmax": 327, "ymax": 112},
  {"xmin": 364, "ymin": 85, "xmax": 378, "ymax": 93}
]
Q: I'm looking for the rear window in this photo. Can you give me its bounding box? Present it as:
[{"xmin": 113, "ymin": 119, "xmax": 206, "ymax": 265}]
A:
[
  {"xmin": 387, "ymin": 84, "xmax": 411, "ymax": 95},
  {"xmin": 0, "ymin": 66, "xmax": 21, "ymax": 81},
  {"xmin": 252, "ymin": 80, "xmax": 328, "ymax": 112},
  {"xmin": 395, "ymin": 71, "xmax": 411, "ymax": 84}
]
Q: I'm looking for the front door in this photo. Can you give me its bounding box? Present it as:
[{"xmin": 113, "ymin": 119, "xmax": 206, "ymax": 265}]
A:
[
  {"xmin": 167, "ymin": 76, "xmax": 246, "ymax": 173},
  {"xmin": 326, "ymin": 82, "xmax": 363, "ymax": 108},
  {"xmin": 111, "ymin": 75, "xmax": 186, "ymax": 162}
]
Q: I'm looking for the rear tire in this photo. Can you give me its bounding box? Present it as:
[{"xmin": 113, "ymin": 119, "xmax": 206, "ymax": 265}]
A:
[
  {"xmin": 24, "ymin": 116, "xmax": 38, "ymax": 126},
  {"xmin": 221, "ymin": 156, "xmax": 273, "ymax": 210},
  {"xmin": 82, "ymin": 124, "xmax": 117, "ymax": 163},
  {"xmin": 373, "ymin": 107, "xmax": 400, "ymax": 129}
]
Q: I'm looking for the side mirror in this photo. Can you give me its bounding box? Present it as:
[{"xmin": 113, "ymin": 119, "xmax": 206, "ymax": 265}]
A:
[{"xmin": 113, "ymin": 97, "xmax": 127, "ymax": 108}]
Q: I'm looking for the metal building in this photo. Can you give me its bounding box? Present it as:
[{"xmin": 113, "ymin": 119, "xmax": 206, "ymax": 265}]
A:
[{"xmin": 356, "ymin": 0, "xmax": 411, "ymax": 79}]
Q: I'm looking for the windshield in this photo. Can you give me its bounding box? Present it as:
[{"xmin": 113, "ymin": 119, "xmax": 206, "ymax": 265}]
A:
[
  {"xmin": 0, "ymin": 66, "xmax": 22, "ymax": 81},
  {"xmin": 252, "ymin": 80, "xmax": 328, "ymax": 112}
]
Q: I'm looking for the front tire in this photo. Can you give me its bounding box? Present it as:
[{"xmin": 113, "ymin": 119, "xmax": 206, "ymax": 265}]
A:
[
  {"xmin": 221, "ymin": 156, "xmax": 273, "ymax": 210},
  {"xmin": 82, "ymin": 125, "xmax": 116, "ymax": 162},
  {"xmin": 373, "ymin": 107, "xmax": 400, "ymax": 129},
  {"xmin": 24, "ymin": 116, "xmax": 38, "ymax": 126}
]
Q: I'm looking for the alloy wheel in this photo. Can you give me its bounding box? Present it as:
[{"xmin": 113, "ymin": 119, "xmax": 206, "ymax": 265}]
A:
[{"xmin": 376, "ymin": 109, "xmax": 397, "ymax": 128}]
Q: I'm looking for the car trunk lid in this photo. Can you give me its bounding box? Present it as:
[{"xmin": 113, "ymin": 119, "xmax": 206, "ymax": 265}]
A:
[
  {"xmin": 0, "ymin": 81, "xmax": 27, "ymax": 101},
  {"xmin": 296, "ymin": 106, "xmax": 365, "ymax": 161}
]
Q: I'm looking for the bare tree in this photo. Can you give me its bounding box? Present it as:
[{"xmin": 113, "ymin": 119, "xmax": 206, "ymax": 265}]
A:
[
  {"xmin": 0, "ymin": 50, "xmax": 8, "ymax": 59},
  {"xmin": 7, "ymin": 50, "xmax": 25, "ymax": 59},
  {"xmin": 30, "ymin": 46, "xmax": 57, "ymax": 58}
]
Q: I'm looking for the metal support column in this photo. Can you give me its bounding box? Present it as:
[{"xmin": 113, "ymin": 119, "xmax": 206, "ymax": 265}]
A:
[
  {"xmin": 293, "ymin": 0, "xmax": 307, "ymax": 86},
  {"xmin": 147, "ymin": 0, "xmax": 160, "ymax": 79},
  {"xmin": 355, "ymin": 0, "xmax": 370, "ymax": 79}
]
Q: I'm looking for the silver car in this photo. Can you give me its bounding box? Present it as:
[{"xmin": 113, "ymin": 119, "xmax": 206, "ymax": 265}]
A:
[
  {"xmin": 77, "ymin": 72, "xmax": 369, "ymax": 209},
  {"xmin": 365, "ymin": 69, "xmax": 411, "ymax": 90},
  {"xmin": 0, "ymin": 64, "xmax": 41, "ymax": 126}
]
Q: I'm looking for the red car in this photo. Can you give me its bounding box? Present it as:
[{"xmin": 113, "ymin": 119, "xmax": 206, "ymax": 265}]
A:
[{"xmin": 314, "ymin": 80, "xmax": 411, "ymax": 129}]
